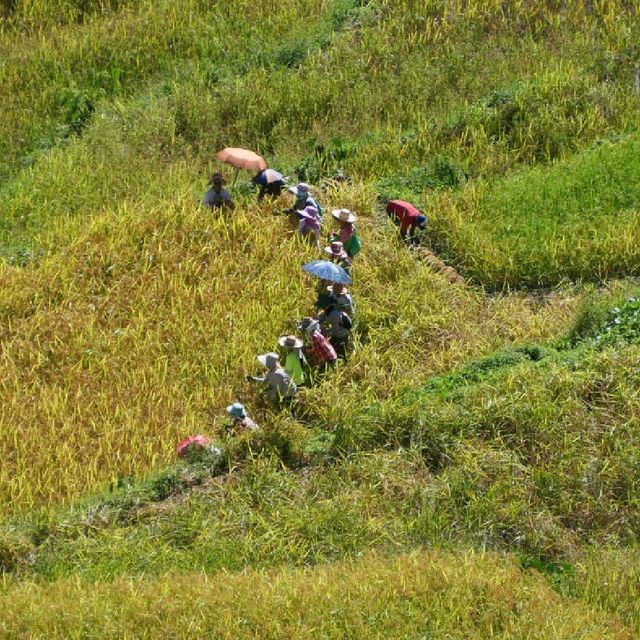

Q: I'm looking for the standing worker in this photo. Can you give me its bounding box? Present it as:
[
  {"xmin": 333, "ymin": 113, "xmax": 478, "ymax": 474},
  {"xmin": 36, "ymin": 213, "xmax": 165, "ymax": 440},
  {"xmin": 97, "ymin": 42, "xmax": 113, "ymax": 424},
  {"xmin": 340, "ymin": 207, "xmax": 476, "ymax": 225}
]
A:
[
  {"xmin": 202, "ymin": 172, "xmax": 235, "ymax": 210},
  {"xmin": 330, "ymin": 209, "xmax": 361, "ymax": 258},
  {"xmin": 298, "ymin": 317, "xmax": 337, "ymax": 370},
  {"xmin": 317, "ymin": 295, "xmax": 353, "ymax": 359},
  {"xmin": 278, "ymin": 334, "xmax": 307, "ymax": 385},
  {"xmin": 298, "ymin": 206, "xmax": 323, "ymax": 247}
]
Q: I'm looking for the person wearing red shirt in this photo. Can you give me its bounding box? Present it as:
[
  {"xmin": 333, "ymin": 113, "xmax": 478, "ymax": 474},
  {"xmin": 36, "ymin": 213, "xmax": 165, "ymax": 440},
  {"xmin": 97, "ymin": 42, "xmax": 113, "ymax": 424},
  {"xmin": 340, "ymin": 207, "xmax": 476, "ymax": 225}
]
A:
[{"xmin": 386, "ymin": 200, "xmax": 427, "ymax": 243}]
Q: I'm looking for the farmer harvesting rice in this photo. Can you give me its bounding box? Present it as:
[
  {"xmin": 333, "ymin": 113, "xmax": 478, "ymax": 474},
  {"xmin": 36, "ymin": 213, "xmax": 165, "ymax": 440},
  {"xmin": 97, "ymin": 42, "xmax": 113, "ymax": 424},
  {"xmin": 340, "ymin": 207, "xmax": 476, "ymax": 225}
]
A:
[
  {"xmin": 298, "ymin": 206, "xmax": 322, "ymax": 247},
  {"xmin": 330, "ymin": 209, "xmax": 361, "ymax": 258},
  {"xmin": 176, "ymin": 434, "xmax": 210, "ymax": 459},
  {"xmin": 324, "ymin": 240, "xmax": 352, "ymax": 276},
  {"xmin": 288, "ymin": 182, "xmax": 323, "ymax": 217},
  {"xmin": 317, "ymin": 295, "xmax": 353, "ymax": 359},
  {"xmin": 202, "ymin": 172, "xmax": 235, "ymax": 210},
  {"xmin": 299, "ymin": 317, "xmax": 337, "ymax": 369},
  {"xmin": 329, "ymin": 282, "xmax": 355, "ymax": 315},
  {"xmin": 278, "ymin": 334, "xmax": 307, "ymax": 385},
  {"xmin": 386, "ymin": 199, "xmax": 427, "ymax": 244},
  {"xmin": 247, "ymin": 353, "xmax": 297, "ymax": 401},
  {"xmin": 226, "ymin": 402, "xmax": 259, "ymax": 433},
  {"xmin": 253, "ymin": 169, "xmax": 287, "ymax": 201}
]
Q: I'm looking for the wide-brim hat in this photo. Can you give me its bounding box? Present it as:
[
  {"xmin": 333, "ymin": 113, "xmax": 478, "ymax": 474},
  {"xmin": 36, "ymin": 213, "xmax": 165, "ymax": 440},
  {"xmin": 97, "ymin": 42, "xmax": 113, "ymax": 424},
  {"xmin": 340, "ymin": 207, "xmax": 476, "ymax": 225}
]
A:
[
  {"xmin": 226, "ymin": 402, "xmax": 247, "ymax": 419},
  {"xmin": 288, "ymin": 182, "xmax": 310, "ymax": 197},
  {"xmin": 331, "ymin": 208, "xmax": 357, "ymax": 224},
  {"xmin": 328, "ymin": 283, "xmax": 348, "ymax": 295},
  {"xmin": 298, "ymin": 205, "xmax": 320, "ymax": 220},
  {"xmin": 299, "ymin": 317, "xmax": 320, "ymax": 333},
  {"xmin": 258, "ymin": 352, "xmax": 280, "ymax": 368},
  {"xmin": 278, "ymin": 334, "xmax": 304, "ymax": 349}
]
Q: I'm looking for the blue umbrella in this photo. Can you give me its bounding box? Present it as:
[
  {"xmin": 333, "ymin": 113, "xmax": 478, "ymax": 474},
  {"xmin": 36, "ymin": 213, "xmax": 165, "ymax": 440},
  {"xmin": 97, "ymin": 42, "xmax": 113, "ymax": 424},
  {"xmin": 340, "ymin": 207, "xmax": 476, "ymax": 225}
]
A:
[
  {"xmin": 303, "ymin": 260, "xmax": 352, "ymax": 285},
  {"xmin": 253, "ymin": 169, "xmax": 285, "ymax": 185}
]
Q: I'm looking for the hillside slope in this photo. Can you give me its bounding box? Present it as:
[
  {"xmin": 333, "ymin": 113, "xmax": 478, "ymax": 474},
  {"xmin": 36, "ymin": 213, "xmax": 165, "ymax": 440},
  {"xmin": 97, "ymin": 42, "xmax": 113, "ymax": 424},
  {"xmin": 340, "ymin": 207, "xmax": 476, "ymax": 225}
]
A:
[{"xmin": 3, "ymin": 0, "xmax": 640, "ymax": 636}]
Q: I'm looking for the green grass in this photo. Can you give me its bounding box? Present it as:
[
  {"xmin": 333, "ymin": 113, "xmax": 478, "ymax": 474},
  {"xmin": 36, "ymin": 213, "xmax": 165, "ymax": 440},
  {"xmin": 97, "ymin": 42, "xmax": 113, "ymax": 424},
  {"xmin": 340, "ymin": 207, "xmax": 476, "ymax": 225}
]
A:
[
  {"xmin": 1, "ymin": 550, "xmax": 633, "ymax": 639},
  {"xmin": 427, "ymin": 135, "xmax": 640, "ymax": 289}
]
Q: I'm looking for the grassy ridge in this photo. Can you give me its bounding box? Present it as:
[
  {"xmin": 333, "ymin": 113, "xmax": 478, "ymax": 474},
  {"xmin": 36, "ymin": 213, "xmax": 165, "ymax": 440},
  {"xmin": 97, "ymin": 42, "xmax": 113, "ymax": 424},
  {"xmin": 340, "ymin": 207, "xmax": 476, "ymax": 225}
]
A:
[
  {"xmin": 1, "ymin": 550, "xmax": 632, "ymax": 639},
  {"xmin": 3, "ymin": 322, "xmax": 640, "ymax": 584}
]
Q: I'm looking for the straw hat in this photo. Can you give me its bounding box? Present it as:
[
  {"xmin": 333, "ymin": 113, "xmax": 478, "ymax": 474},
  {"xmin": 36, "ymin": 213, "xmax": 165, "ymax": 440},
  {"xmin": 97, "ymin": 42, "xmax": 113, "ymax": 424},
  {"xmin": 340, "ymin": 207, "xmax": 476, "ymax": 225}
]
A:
[
  {"xmin": 226, "ymin": 402, "xmax": 247, "ymax": 419},
  {"xmin": 331, "ymin": 208, "xmax": 357, "ymax": 223},
  {"xmin": 257, "ymin": 352, "xmax": 280, "ymax": 368},
  {"xmin": 278, "ymin": 334, "xmax": 304, "ymax": 349}
]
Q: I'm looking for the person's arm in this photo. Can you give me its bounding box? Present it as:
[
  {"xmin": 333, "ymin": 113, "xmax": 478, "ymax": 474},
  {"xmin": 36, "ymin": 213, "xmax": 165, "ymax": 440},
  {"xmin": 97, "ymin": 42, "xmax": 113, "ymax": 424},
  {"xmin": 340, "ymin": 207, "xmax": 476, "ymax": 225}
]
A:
[{"xmin": 247, "ymin": 374, "xmax": 265, "ymax": 383}]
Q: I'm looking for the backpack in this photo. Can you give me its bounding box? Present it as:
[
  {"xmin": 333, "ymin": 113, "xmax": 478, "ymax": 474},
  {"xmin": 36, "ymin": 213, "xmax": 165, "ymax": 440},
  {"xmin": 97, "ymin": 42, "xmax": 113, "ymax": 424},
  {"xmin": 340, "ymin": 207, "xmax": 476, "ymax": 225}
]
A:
[
  {"xmin": 343, "ymin": 233, "xmax": 362, "ymax": 258},
  {"xmin": 340, "ymin": 311, "xmax": 353, "ymax": 330}
]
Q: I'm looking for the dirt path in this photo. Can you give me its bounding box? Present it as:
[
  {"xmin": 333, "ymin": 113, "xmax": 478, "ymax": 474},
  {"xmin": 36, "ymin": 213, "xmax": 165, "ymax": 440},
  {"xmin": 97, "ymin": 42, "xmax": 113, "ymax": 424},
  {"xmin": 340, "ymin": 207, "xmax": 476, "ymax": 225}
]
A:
[{"xmin": 412, "ymin": 245, "xmax": 466, "ymax": 285}]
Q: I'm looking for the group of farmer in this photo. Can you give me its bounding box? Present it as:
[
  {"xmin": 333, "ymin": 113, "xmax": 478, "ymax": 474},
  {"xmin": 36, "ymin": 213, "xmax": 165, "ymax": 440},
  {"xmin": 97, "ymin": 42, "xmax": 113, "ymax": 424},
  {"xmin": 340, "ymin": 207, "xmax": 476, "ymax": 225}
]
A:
[{"xmin": 177, "ymin": 168, "xmax": 425, "ymax": 457}]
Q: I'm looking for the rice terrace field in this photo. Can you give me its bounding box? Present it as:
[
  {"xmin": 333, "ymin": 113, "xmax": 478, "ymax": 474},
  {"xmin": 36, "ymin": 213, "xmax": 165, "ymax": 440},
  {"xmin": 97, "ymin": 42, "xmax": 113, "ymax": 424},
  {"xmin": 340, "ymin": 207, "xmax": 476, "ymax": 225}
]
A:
[{"xmin": 3, "ymin": 0, "xmax": 640, "ymax": 636}]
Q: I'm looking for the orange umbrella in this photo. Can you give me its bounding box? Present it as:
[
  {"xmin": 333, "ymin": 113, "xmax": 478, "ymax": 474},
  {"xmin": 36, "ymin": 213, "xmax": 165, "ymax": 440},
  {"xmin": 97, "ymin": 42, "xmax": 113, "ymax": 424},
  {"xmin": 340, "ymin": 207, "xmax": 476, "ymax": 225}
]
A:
[
  {"xmin": 216, "ymin": 147, "xmax": 267, "ymax": 186},
  {"xmin": 216, "ymin": 147, "xmax": 267, "ymax": 171}
]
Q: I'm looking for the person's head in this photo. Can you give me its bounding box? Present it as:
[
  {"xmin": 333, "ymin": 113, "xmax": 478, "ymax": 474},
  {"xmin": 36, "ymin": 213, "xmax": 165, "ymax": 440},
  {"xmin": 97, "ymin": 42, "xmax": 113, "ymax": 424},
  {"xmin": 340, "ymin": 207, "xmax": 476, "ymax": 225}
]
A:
[
  {"xmin": 291, "ymin": 183, "xmax": 309, "ymax": 200},
  {"xmin": 417, "ymin": 214, "xmax": 427, "ymax": 230},
  {"xmin": 211, "ymin": 172, "xmax": 225, "ymax": 192},
  {"xmin": 278, "ymin": 335, "xmax": 304, "ymax": 351},
  {"xmin": 299, "ymin": 317, "xmax": 320, "ymax": 334},
  {"xmin": 331, "ymin": 282, "xmax": 347, "ymax": 295},
  {"xmin": 226, "ymin": 402, "xmax": 247, "ymax": 421},
  {"xmin": 298, "ymin": 206, "xmax": 321, "ymax": 229},
  {"xmin": 257, "ymin": 352, "xmax": 280, "ymax": 370},
  {"xmin": 324, "ymin": 241, "xmax": 346, "ymax": 258}
]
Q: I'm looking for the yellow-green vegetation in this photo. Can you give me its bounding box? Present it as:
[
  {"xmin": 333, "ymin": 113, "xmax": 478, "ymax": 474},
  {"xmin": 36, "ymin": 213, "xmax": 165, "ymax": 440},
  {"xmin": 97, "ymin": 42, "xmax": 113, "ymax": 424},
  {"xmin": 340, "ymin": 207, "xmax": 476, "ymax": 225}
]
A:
[
  {"xmin": 0, "ymin": 550, "xmax": 633, "ymax": 639},
  {"xmin": 428, "ymin": 136, "xmax": 640, "ymax": 289},
  {"xmin": 3, "ymin": 0, "xmax": 640, "ymax": 635}
]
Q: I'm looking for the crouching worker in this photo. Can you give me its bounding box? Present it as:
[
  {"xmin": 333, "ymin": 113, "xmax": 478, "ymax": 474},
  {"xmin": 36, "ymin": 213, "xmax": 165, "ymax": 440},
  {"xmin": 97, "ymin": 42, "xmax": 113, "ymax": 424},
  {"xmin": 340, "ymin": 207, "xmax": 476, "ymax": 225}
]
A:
[
  {"xmin": 324, "ymin": 240, "xmax": 352, "ymax": 276},
  {"xmin": 176, "ymin": 435, "xmax": 224, "ymax": 466},
  {"xmin": 386, "ymin": 200, "xmax": 427, "ymax": 244},
  {"xmin": 278, "ymin": 334, "xmax": 307, "ymax": 385},
  {"xmin": 247, "ymin": 352, "xmax": 297, "ymax": 402},
  {"xmin": 226, "ymin": 402, "xmax": 259, "ymax": 433},
  {"xmin": 253, "ymin": 169, "xmax": 287, "ymax": 201},
  {"xmin": 288, "ymin": 182, "xmax": 323, "ymax": 218}
]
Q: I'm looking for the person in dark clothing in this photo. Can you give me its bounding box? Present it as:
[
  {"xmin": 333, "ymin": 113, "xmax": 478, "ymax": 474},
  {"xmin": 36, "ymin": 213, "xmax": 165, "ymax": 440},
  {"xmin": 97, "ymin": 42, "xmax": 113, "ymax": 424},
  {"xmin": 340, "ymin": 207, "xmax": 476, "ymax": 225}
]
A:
[
  {"xmin": 253, "ymin": 169, "xmax": 287, "ymax": 201},
  {"xmin": 316, "ymin": 295, "xmax": 352, "ymax": 359},
  {"xmin": 202, "ymin": 172, "xmax": 235, "ymax": 210}
]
